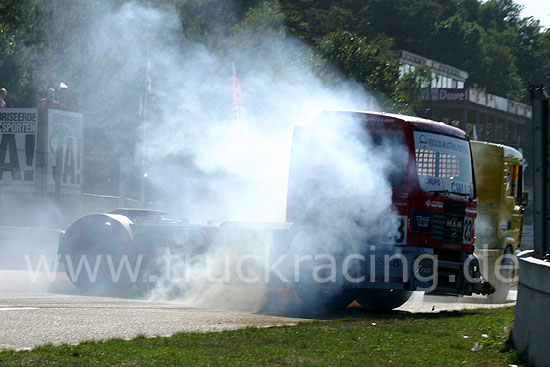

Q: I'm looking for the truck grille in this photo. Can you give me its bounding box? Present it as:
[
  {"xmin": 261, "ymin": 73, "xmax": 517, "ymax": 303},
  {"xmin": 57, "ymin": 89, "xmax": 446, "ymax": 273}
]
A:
[
  {"xmin": 443, "ymin": 200, "xmax": 466, "ymax": 215},
  {"xmin": 432, "ymin": 213, "xmax": 464, "ymax": 243}
]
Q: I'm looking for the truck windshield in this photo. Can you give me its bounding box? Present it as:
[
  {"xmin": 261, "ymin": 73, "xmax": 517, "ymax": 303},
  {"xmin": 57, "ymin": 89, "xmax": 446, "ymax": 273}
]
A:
[{"xmin": 413, "ymin": 131, "xmax": 474, "ymax": 198}]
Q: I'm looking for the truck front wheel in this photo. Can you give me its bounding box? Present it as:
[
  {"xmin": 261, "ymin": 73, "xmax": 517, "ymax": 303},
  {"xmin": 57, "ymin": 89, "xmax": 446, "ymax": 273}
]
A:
[
  {"xmin": 488, "ymin": 246, "xmax": 515, "ymax": 303},
  {"xmin": 355, "ymin": 289, "xmax": 412, "ymax": 311}
]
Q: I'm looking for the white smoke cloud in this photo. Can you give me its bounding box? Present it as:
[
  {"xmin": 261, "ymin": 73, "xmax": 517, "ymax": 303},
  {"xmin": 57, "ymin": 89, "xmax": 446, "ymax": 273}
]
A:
[
  {"xmin": 0, "ymin": 1, "xmax": 406, "ymax": 310},
  {"xmin": 85, "ymin": 2, "xmax": 402, "ymax": 310}
]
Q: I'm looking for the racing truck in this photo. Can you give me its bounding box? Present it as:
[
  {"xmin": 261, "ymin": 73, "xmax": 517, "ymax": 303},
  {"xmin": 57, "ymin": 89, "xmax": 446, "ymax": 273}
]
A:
[
  {"xmin": 58, "ymin": 110, "xmax": 487, "ymax": 311},
  {"xmin": 471, "ymin": 141, "xmax": 528, "ymax": 303}
]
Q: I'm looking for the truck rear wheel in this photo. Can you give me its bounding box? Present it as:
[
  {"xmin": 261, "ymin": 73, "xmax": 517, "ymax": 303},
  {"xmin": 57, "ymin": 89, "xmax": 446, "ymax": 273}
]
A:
[
  {"xmin": 294, "ymin": 285, "xmax": 358, "ymax": 313},
  {"xmin": 488, "ymin": 246, "xmax": 515, "ymax": 303},
  {"xmin": 355, "ymin": 289, "xmax": 412, "ymax": 311}
]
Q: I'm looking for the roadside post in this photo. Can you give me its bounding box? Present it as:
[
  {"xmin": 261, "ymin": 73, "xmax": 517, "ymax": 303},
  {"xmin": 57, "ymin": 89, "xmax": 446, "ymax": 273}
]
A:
[
  {"xmin": 530, "ymin": 85, "xmax": 550, "ymax": 259},
  {"xmin": 513, "ymin": 85, "xmax": 550, "ymax": 367}
]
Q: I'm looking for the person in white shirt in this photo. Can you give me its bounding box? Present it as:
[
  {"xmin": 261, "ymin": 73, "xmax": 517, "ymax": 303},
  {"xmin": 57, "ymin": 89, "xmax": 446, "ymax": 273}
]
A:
[{"xmin": 0, "ymin": 88, "xmax": 6, "ymax": 108}]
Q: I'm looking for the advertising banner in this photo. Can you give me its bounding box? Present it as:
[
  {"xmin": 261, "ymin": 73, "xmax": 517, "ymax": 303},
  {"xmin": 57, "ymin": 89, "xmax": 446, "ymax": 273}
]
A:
[
  {"xmin": 420, "ymin": 88, "xmax": 468, "ymax": 102},
  {"xmin": 47, "ymin": 109, "xmax": 83, "ymax": 194},
  {"xmin": 0, "ymin": 108, "xmax": 37, "ymax": 192}
]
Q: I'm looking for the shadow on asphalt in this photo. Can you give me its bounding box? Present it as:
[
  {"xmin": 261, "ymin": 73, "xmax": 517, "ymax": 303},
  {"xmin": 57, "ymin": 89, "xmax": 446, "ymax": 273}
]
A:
[{"xmin": 254, "ymin": 302, "xmax": 483, "ymax": 320}]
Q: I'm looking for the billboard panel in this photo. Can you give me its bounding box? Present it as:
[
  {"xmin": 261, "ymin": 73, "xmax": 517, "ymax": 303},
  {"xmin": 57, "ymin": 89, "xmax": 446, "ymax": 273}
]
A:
[
  {"xmin": 0, "ymin": 109, "xmax": 38, "ymax": 192},
  {"xmin": 420, "ymin": 88, "xmax": 468, "ymax": 102},
  {"xmin": 47, "ymin": 109, "xmax": 83, "ymax": 194}
]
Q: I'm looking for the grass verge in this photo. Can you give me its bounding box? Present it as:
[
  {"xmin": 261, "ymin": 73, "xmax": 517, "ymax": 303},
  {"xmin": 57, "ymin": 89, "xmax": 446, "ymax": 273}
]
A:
[{"xmin": 0, "ymin": 306, "xmax": 521, "ymax": 366}]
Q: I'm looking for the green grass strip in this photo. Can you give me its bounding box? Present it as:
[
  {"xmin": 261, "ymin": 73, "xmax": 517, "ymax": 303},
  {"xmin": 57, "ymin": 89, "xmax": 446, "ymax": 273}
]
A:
[{"xmin": 0, "ymin": 306, "xmax": 522, "ymax": 366}]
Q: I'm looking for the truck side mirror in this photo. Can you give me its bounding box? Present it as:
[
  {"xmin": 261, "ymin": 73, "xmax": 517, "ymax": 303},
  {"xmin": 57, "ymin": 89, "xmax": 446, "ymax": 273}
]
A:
[{"xmin": 520, "ymin": 192, "xmax": 529, "ymax": 206}]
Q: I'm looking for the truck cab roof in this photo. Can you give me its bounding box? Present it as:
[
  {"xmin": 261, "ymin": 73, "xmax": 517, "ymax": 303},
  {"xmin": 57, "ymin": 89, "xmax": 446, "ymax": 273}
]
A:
[
  {"xmin": 312, "ymin": 110, "xmax": 469, "ymax": 139},
  {"xmin": 470, "ymin": 141, "xmax": 523, "ymax": 163}
]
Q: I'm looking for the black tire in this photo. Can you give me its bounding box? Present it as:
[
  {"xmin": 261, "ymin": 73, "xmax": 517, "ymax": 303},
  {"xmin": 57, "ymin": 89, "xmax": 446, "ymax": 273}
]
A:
[
  {"xmin": 488, "ymin": 246, "xmax": 515, "ymax": 304},
  {"xmin": 294, "ymin": 284, "xmax": 358, "ymax": 313},
  {"xmin": 59, "ymin": 214, "xmax": 137, "ymax": 295},
  {"xmin": 355, "ymin": 289, "xmax": 412, "ymax": 311}
]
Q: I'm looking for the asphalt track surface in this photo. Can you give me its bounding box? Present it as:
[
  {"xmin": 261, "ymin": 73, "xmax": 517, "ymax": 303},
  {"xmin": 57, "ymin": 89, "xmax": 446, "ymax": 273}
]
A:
[{"xmin": 0, "ymin": 269, "xmax": 516, "ymax": 351}]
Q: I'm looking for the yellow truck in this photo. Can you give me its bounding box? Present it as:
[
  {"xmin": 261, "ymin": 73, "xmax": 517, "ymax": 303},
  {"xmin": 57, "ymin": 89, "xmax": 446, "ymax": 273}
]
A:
[{"xmin": 471, "ymin": 141, "xmax": 528, "ymax": 303}]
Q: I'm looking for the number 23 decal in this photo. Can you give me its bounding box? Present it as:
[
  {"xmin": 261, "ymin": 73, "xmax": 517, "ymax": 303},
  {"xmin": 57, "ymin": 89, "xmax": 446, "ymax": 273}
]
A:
[{"xmin": 380, "ymin": 216, "xmax": 407, "ymax": 245}]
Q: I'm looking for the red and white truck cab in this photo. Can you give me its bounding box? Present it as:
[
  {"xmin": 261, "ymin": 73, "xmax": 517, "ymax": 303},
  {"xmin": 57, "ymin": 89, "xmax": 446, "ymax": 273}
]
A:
[{"xmin": 286, "ymin": 110, "xmax": 481, "ymax": 310}]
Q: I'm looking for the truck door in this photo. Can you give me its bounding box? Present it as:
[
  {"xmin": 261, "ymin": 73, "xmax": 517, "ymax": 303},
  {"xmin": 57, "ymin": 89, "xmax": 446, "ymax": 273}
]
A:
[{"xmin": 507, "ymin": 164, "xmax": 524, "ymax": 241}]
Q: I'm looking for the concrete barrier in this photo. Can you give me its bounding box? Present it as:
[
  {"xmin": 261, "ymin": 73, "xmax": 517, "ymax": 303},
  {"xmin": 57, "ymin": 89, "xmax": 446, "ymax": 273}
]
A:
[{"xmin": 513, "ymin": 256, "xmax": 550, "ymax": 366}]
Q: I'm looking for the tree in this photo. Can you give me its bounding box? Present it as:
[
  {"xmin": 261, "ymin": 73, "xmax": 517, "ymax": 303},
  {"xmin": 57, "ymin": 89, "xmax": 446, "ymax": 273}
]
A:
[
  {"xmin": 427, "ymin": 15, "xmax": 483, "ymax": 84},
  {"xmin": 513, "ymin": 17, "xmax": 545, "ymax": 90},
  {"xmin": 477, "ymin": 29, "xmax": 523, "ymax": 101},
  {"xmin": 479, "ymin": 0, "xmax": 523, "ymax": 31},
  {"xmin": 457, "ymin": 0, "xmax": 480, "ymax": 22},
  {"xmin": 315, "ymin": 31, "xmax": 403, "ymax": 110},
  {"xmin": 0, "ymin": 0, "xmax": 42, "ymax": 107},
  {"xmin": 538, "ymin": 29, "xmax": 550, "ymax": 88},
  {"xmin": 394, "ymin": 65, "xmax": 434, "ymax": 115}
]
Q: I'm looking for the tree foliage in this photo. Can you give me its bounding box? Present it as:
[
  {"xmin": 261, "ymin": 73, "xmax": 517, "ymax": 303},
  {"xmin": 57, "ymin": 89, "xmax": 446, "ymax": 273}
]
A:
[
  {"xmin": 2, "ymin": 0, "xmax": 548, "ymax": 109},
  {"xmin": 277, "ymin": 0, "xmax": 549, "ymax": 102},
  {"xmin": 1, "ymin": 0, "xmax": 549, "ymax": 194},
  {"xmin": 316, "ymin": 31, "xmax": 398, "ymax": 96}
]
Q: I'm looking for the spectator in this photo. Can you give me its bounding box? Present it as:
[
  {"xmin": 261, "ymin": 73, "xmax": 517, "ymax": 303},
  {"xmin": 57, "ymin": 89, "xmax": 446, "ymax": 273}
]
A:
[
  {"xmin": 39, "ymin": 88, "xmax": 62, "ymax": 109},
  {"xmin": 0, "ymin": 88, "xmax": 6, "ymax": 108}
]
